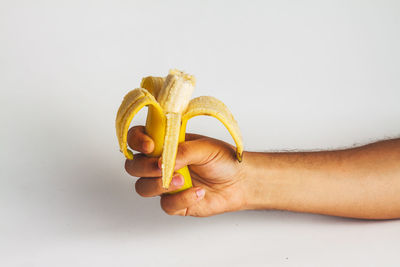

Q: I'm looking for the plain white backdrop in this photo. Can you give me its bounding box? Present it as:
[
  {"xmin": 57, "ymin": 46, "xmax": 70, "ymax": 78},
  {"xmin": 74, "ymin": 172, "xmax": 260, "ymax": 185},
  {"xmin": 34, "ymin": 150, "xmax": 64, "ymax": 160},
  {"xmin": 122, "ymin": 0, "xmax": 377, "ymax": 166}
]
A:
[{"xmin": 1, "ymin": 0, "xmax": 400, "ymax": 266}]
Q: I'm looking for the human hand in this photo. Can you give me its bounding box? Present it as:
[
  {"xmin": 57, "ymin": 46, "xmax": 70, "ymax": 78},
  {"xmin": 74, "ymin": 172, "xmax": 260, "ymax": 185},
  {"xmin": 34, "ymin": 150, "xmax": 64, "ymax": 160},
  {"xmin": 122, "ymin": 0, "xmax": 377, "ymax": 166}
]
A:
[{"xmin": 124, "ymin": 126, "xmax": 251, "ymax": 217}]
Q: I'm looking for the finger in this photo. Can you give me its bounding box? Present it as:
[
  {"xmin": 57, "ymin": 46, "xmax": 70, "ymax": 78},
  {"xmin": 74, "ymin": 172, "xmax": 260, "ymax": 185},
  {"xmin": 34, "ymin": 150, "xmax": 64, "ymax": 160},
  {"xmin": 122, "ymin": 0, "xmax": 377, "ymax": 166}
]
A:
[
  {"xmin": 127, "ymin": 126, "xmax": 154, "ymax": 154},
  {"xmin": 125, "ymin": 154, "xmax": 161, "ymax": 177},
  {"xmin": 135, "ymin": 173, "xmax": 186, "ymax": 197},
  {"xmin": 160, "ymin": 187, "xmax": 206, "ymax": 215},
  {"xmin": 185, "ymin": 133, "xmax": 206, "ymax": 141}
]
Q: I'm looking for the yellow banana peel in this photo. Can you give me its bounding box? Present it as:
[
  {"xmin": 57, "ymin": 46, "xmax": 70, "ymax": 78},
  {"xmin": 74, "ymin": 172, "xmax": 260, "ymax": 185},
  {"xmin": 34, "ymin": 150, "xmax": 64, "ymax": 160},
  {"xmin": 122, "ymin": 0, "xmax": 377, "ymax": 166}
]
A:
[{"xmin": 116, "ymin": 69, "xmax": 243, "ymax": 192}]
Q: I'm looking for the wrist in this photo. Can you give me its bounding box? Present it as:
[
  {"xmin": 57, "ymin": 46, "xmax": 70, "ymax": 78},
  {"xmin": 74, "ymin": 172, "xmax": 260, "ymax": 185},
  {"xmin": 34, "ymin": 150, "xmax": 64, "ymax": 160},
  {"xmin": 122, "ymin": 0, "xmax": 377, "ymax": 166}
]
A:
[{"xmin": 240, "ymin": 151, "xmax": 283, "ymax": 211}]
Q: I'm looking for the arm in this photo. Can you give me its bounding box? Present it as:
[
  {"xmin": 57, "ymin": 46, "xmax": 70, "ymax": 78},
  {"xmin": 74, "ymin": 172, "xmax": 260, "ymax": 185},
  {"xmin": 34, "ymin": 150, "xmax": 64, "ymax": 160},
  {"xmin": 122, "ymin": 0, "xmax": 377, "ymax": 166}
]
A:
[
  {"xmin": 244, "ymin": 139, "xmax": 400, "ymax": 219},
  {"xmin": 125, "ymin": 126, "xmax": 400, "ymax": 219}
]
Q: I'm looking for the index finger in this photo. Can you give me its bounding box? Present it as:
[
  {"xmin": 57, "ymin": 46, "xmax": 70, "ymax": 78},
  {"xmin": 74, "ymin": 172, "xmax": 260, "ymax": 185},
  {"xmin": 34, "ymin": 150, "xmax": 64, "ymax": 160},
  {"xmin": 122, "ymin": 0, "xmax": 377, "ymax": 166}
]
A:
[
  {"xmin": 127, "ymin": 126, "xmax": 154, "ymax": 154},
  {"xmin": 185, "ymin": 133, "xmax": 207, "ymax": 141}
]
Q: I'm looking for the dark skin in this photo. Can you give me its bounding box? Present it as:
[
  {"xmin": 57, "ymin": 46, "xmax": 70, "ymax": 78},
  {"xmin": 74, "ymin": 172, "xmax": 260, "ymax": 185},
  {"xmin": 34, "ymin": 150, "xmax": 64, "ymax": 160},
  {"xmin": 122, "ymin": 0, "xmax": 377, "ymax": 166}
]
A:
[{"xmin": 125, "ymin": 126, "xmax": 400, "ymax": 219}]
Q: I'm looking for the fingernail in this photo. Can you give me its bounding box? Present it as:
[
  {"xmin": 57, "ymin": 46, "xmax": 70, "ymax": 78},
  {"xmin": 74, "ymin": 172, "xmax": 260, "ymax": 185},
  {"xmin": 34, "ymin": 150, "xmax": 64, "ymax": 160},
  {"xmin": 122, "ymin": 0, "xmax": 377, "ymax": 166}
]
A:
[
  {"xmin": 171, "ymin": 174, "xmax": 184, "ymax": 187},
  {"xmin": 195, "ymin": 188, "xmax": 205, "ymax": 199},
  {"xmin": 158, "ymin": 157, "xmax": 162, "ymax": 169}
]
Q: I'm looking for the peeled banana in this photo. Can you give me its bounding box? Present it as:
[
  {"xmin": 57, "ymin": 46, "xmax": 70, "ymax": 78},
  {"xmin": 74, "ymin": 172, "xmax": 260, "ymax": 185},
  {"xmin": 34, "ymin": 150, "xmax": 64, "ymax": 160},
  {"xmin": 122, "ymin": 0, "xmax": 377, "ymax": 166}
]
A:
[{"xmin": 116, "ymin": 69, "xmax": 243, "ymax": 192}]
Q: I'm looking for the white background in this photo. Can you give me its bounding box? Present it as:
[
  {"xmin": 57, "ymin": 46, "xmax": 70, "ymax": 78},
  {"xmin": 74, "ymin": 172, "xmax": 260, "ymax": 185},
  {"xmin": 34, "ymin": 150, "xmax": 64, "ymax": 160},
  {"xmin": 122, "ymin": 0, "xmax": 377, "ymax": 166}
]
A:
[{"xmin": 1, "ymin": 0, "xmax": 400, "ymax": 266}]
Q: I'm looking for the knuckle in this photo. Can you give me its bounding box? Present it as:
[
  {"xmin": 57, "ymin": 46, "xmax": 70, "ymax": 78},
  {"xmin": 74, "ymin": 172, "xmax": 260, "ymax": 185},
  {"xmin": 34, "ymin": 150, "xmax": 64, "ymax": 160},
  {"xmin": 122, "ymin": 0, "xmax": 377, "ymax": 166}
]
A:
[
  {"xmin": 135, "ymin": 179, "xmax": 146, "ymax": 197},
  {"xmin": 160, "ymin": 198, "xmax": 175, "ymax": 215},
  {"xmin": 127, "ymin": 127, "xmax": 134, "ymax": 137},
  {"xmin": 135, "ymin": 178, "xmax": 163, "ymax": 197},
  {"xmin": 124, "ymin": 157, "xmax": 140, "ymax": 176},
  {"xmin": 127, "ymin": 126, "xmax": 144, "ymax": 146},
  {"xmin": 130, "ymin": 125, "xmax": 143, "ymax": 134},
  {"xmin": 124, "ymin": 160, "xmax": 133, "ymax": 174},
  {"xmin": 125, "ymin": 161, "xmax": 135, "ymax": 176},
  {"xmin": 160, "ymin": 197, "xmax": 168, "ymax": 211},
  {"xmin": 127, "ymin": 127, "xmax": 137, "ymax": 141},
  {"xmin": 177, "ymin": 142, "xmax": 190, "ymax": 159},
  {"xmin": 127, "ymin": 137, "xmax": 135, "ymax": 149}
]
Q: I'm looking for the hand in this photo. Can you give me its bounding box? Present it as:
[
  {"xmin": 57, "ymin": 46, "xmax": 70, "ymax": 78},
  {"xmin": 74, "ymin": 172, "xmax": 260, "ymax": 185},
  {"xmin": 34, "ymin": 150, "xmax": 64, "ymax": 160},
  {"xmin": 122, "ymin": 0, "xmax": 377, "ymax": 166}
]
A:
[{"xmin": 124, "ymin": 126, "xmax": 250, "ymax": 217}]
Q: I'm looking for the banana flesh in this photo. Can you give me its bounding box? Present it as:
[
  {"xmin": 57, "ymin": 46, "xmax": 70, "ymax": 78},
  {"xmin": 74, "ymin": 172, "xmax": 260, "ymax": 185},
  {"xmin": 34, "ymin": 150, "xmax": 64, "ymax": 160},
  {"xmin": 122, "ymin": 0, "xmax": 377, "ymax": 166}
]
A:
[
  {"xmin": 140, "ymin": 76, "xmax": 165, "ymax": 99},
  {"xmin": 161, "ymin": 113, "xmax": 182, "ymax": 188},
  {"xmin": 116, "ymin": 69, "xmax": 243, "ymax": 191}
]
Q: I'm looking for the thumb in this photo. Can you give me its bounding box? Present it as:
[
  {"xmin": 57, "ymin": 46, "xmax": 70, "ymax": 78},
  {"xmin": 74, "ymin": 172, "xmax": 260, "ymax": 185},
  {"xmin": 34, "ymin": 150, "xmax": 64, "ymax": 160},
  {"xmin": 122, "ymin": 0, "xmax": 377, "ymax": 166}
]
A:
[{"xmin": 174, "ymin": 138, "xmax": 219, "ymax": 170}]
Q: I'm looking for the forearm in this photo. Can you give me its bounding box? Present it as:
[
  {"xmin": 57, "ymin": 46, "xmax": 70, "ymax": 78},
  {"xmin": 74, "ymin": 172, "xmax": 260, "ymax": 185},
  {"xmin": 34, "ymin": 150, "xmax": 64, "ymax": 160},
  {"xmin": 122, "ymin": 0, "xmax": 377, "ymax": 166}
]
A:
[{"xmin": 243, "ymin": 139, "xmax": 400, "ymax": 219}]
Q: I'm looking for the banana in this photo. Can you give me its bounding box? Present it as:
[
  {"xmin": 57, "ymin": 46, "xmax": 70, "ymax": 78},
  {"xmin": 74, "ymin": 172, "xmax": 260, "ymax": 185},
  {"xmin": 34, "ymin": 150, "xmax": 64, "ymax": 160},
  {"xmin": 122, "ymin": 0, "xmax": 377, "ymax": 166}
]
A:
[{"xmin": 115, "ymin": 69, "xmax": 243, "ymax": 192}]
